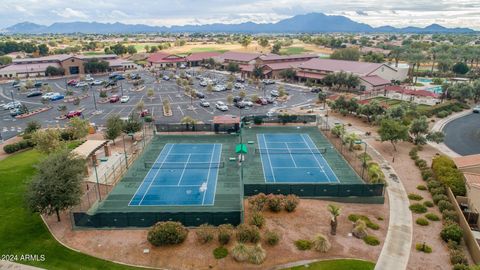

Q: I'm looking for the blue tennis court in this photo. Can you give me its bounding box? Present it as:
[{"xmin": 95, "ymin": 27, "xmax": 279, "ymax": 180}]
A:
[
  {"xmin": 129, "ymin": 143, "xmax": 222, "ymax": 206},
  {"xmin": 257, "ymin": 133, "xmax": 338, "ymax": 183}
]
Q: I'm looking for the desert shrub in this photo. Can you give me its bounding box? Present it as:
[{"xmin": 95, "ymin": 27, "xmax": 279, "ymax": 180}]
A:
[
  {"xmin": 409, "ymin": 148, "xmax": 419, "ymax": 159},
  {"xmin": 348, "ymin": 214, "xmax": 379, "ymax": 230},
  {"xmin": 427, "ymin": 180, "xmax": 443, "ymax": 191},
  {"xmin": 352, "ymin": 220, "xmax": 368, "ymax": 239},
  {"xmin": 415, "ymin": 159, "xmax": 428, "ymax": 169},
  {"xmin": 452, "ymin": 264, "xmax": 470, "ymax": 270},
  {"xmin": 213, "ymin": 246, "xmax": 228, "ymax": 259},
  {"xmin": 423, "ymin": 201, "xmax": 434, "ymax": 208},
  {"xmin": 264, "ymin": 230, "xmax": 280, "ymax": 246},
  {"xmin": 313, "ymin": 234, "xmax": 331, "ymax": 253},
  {"xmin": 409, "ymin": 203, "xmax": 428, "ymax": 214},
  {"xmin": 248, "ymin": 193, "xmax": 267, "ymax": 211},
  {"xmin": 416, "ymin": 218, "xmax": 429, "ymax": 226},
  {"xmin": 417, "ymin": 185, "xmax": 427, "ymax": 191},
  {"xmin": 440, "ymin": 223, "xmax": 463, "ymax": 243},
  {"xmin": 363, "ymin": 235, "xmax": 380, "ymax": 246},
  {"xmin": 438, "ymin": 200, "xmax": 454, "ymax": 212},
  {"xmin": 436, "ymin": 110, "xmax": 450, "ymax": 118},
  {"xmin": 433, "ymin": 194, "xmax": 449, "ymax": 204},
  {"xmin": 408, "ymin": 193, "xmax": 423, "ymax": 201},
  {"xmin": 195, "ymin": 224, "xmax": 215, "ymax": 244},
  {"xmin": 249, "ymin": 211, "xmax": 265, "ymax": 228},
  {"xmin": 218, "ymin": 224, "xmax": 234, "ymax": 245},
  {"xmin": 450, "ymin": 248, "xmax": 468, "ymax": 265},
  {"xmin": 266, "ymin": 194, "xmax": 284, "ymax": 212},
  {"xmin": 147, "ymin": 221, "xmax": 188, "ymax": 246},
  {"xmin": 430, "ymin": 186, "xmax": 446, "ymax": 196},
  {"xmin": 442, "ymin": 210, "xmax": 459, "ymax": 222},
  {"xmin": 425, "ymin": 213, "xmax": 440, "ymax": 221},
  {"xmin": 421, "ymin": 169, "xmax": 434, "ymax": 180},
  {"xmin": 248, "ymin": 244, "xmax": 266, "ymax": 265},
  {"xmin": 432, "ymin": 155, "xmax": 466, "ymax": 196},
  {"xmin": 295, "ymin": 239, "xmax": 313, "ymax": 250},
  {"xmin": 284, "ymin": 194, "xmax": 300, "ymax": 212},
  {"xmin": 232, "ymin": 243, "xmax": 250, "ymax": 262},
  {"xmin": 236, "ymin": 224, "xmax": 260, "ymax": 243},
  {"xmin": 415, "ymin": 243, "xmax": 432, "ymax": 253},
  {"xmin": 3, "ymin": 139, "xmax": 34, "ymax": 154}
]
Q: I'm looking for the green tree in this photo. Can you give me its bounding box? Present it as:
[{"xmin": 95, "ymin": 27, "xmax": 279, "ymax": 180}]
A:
[
  {"xmin": 45, "ymin": 66, "xmax": 65, "ymax": 76},
  {"xmin": 24, "ymin": 121, "xmax": 41, "ymax": 134},
  {"xmin": 38, "ymin": 44, "xmax": 49, "ymax": 56},
  {"xmin": 126, "ymin": 45, "xmax": 137, "ymax": 55},
  {"xmin": 378, "ymin": 118, "xmax": 409, "ymax": 151},
  {"xmin": 330, "ymin": 48, "xmax": 360, "ymax": 61},
  {"xmin": 409, "ymin": 116, "xmax": 429, "ymax": 145},
  {"xmin": 279, "ymin": 68, "xmax": 296, "ymax": 81},
  {"xmin": 271, "ymin": 42, "xmax": 281, "ymax": 54},
  {"xmin": 359, "ymin": 100, "xmax": 384, "ymax": 122},
  {"xmin": 68, "ymin": 117, "xmax": 89, "ymax": 140},
  {"xmin": 258, "ymin": 38, "xmax": 269, "ymax": 49},
  {"xmin": 122, "ymin": 113, "xmax": 143, "ymax": 135},
  {"xmin": 0, "ymin": 55, "xmax": 12, "ymax": 65},
  {"xmin": 32, "ymin": 129, "xmax": 63, "ymax": 154},
  {"xmin": 26, "ymin": 150, "xmax": 86, "ymax": 221},
  {"xmin": 227, "ymin": 62, "xmax": 240, "ymax": 73},
  {"xmin": 240, "ymin": 36, "xmax": 252, "ymax": 48},
  {"xmin": 473, "ymin": 79, "xmax": 480, "ymax": 103},
  {"xmin": 452, "ymin": 62, "xmax": 470, "ymax": 75},
  {"xmin": 327, "ymin": 204, "xmax": 341, "ymax": 236},
  {"xmin": 104, "ymin": 115, "xmax": 124, "ymax": 145}
]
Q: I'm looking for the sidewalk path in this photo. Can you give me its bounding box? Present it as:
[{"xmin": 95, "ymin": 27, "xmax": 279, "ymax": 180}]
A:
[
  {"xmin": 0, "ymin": 261, "xmax": 44, "ymax": 270},
  {"xmin": 429, "ymin": 110, "xmax": 471, "ymax": 158}
]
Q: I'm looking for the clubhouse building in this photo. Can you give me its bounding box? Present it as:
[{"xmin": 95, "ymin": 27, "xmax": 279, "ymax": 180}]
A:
[{"xmin": 0, "ymin": 54, "xmax": 136, "ymax": 79}]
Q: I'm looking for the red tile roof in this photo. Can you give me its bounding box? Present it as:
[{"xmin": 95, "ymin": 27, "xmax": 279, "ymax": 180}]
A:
[
  {"xmin": 259, "ymin": 54, "xmax": 318, "ymax": 62},
  {"xmin": 464, "ymin": 173, "xmax": 480, "ymax": 189},
  {"xmin": 147, "ymin": 52, "xmax": 184, "ymax": 63},
  {"xmin": 216, "ymin": 51, "xmax": 262, "ymax": 62},
  {"xmin": 360, "ymin": 75, "xmax": 390, "ymax": 86},
  {"xmin": 298, "ymin": 58, "xmax": 387, "ymax": 76},
  {"xmin": 296, "ymin": 71, "xmax": 326, "ymax": 80},
  {"xmin": 264, "ymin": 61, "xmax": 304, "ymax": 71},
  {"xmin": 385, "ymin": 85, "xmax": 438, "ymax": 98},
  {"xmin": 185, "ymin": 52, "xmax": 222, "ymax": 62},
  {"xmin": 453, "ymin": 154, "xmax": 480, "ymax": 168}
]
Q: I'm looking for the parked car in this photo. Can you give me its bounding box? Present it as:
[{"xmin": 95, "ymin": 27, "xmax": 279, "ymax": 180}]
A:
[
  {"xmin": 109, "ymin": 95, "xmax": 120, "ymax": 103},
  {"xmin": 9, "ymin": 108, "xmax": 23, "ymax": 117},
  {"xmin": 215, "ymin": 101, "xmax": 228, "ymax": 111},
  {"xmin": 213, "ymin": 85, "xmax": 226, "ymax": 92},
  {"xmin": 243, "ymin": 99, "xmax": 254, "ymax": 107},
  {"xmin": 256, "ymin": 97, "xmax": 268, "ymax": 105},
  {"xmin": 179, "ymin": 64, "xmax": 186, "ymax": 69},
  {"xmin": 200, "ymin": 80, "xmax": 208, "ymax": 87},
  {"xmin": 13, "ymin": 83, "xmax": 22, "ymax": 89},
  {"xmin": 67, "ymin": 79, "xmax": 78, "ymax": 86},
  {"xmin": 50, "ymin": 93, "xmax": 64, "ymax": 101},
  {"xmin": 234, "ymin": 83, "xmax": 244, "ymax": 89},
  {"xmin": 34, "ymin": 82, "xmax": 47, "ymax": 88},
  {"xmin": 3, "ymin": 101, "xmax": 22, "ymax": 110},
  {"xmin": 75, "ymin": 82, "xmax": 89, "ymax": 87},
  {"xmin": 90, "ymin": 80, "xmax": 103, "ymax": 86},
  {"xmin": 236, "ymin": 77, "xmax": 245, "ymax": 83},
  {"xmin": 105, "ymin": 80, "xmax": 117, "ymax": 87},
  {"xmin": 310, "ymin": 87, "xmax": 322, "ymax": 93},
  {"xmin": 66, "ymin": 111, "xmax": 82, "ymax": 119},
  {"xmin": 27, "ymin": 91, "xmax": 42, "ymax": 97},
  {"xmin": 140, "ymin": 109, "xmax": 149, "ymax": 117},
  {"xmin": 130, "ymin": 74, "xmax": 141, "ymax": 80},
  {"xmin": 270, "ymin": 90, "xmax": 279, "ymax": 97},
  {"xmin": 41, "ymin": 92, "xmax": 56, "ymax": 100},
  {"xmin": 262, "ymin": 79, "xmax": 275, "ymax": 85},
  {"xmin": 120, "ymin": 96, "xmax": 130, "ymax": 103},
  {"xmin": 235, "ymin": 101, "xmax": 246, "ymax": 108},
  {"xmin": 162, "ymin": 75, "xmax": 170, "ymax": 81},
  {"xmin": 473, "ymin": 106, "xmax": 480, "ymax": 113},
  {"xmin": 266, "ymin": 96, "xmax": 276, "ymax": 103},
  {"xmin": 233, "ymin": 96, "xmax": 243, "ymax": 103},
  {"xmin": 12, "ymin": 81, "xmax": 20, "ymax": 87},
  {"xmin": 195, "ymin": 91, "xmax": 205, "ymax": 99},
  {"xmin": 195, "ymin": 75, "xmax": 203, "ymax": 80},
  {"xmin": 173, "ymin": 75, "xmax": 180, "ymax": 80},
  {"xmin": 85, "ymin": 75, "xmax": 94, "ymax": 81},
  {"xmin": 199, "ymin": 100, "xmax": 210, "ymax": 107}
]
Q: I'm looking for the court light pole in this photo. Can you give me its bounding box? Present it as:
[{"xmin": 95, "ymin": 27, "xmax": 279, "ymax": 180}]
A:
[
  {"xmin": 92, "ymin": 158, "xmax": 102, "ymax": 202},
  {"xmin": 122, "ymin": 134, "xmax": 129, "ymax": 169},
  {"xmin": 90, "ymin": 84, "xmax": 97, "ymax": 111},
  {"xmin": 354, "ymin": 140, "xmax": 368, "ymax": 180}
]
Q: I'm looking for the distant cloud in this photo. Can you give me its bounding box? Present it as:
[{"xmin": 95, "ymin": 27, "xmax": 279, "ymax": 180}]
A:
[
  {"xmin": 356, "ymin": 11, "xmax": 369, "ymax": 16},
  {"xmin": 54, "ymin": 8, "xmax": 88, "ymax": 19}
]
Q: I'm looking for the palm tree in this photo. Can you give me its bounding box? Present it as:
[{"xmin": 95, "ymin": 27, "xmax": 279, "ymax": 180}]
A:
[{"xmin": 327, "ymin": 204, "xmax": 341, "ymax": 235}]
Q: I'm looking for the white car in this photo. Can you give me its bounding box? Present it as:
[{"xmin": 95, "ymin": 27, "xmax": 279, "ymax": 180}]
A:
[
  {"xmin": 3, "ymin": 101, "xmax": 21, "ymax": 110},
  {"xmin": 270, "ymin": 90, "xmax": 280, "ymax": 97},
  {"xmin": 473, "ymin": 106, "xmax": 480, "ymax": 113},
  {"xmin": 76, "ymin": 82, "xmax": 89, "ymax": 87},
  {"xmin": 200, "ymin": 80, "xmax": 208, "ymax": 87},
  {"xmin": 215, "ymin": 101, "xmax": 228, "ymax": 111},
  {"xmin": 213, "ymin": 85, "xmax": 226, "ymax": 92},
  {"xmin": 91, "ymin": 80, "xmax": 103, "ymax": 86},
  {"xmin": 243, "ymin": 100, "xmax": 254, "ymax": 107},
  {"xmin": 41, "ymin": 92, "xmax": 56, "ymax": 100},
  {"xmin": 162, "ymin": 75, "xmax": 170, "ymax": 81},
  {"xmin": 85, "ymin": 75, "xmax": 94, "ymax": 81},
  {"xmin": 120, "ymin": 96, "xmax": 130, "ymax": 103},
  {"xmin": 199, "ymin": 100, "xmax": 210, "ymax": 107},
  {"xmin": 234, "ymin": 83, "xmax": 244, "ymax": 89}
]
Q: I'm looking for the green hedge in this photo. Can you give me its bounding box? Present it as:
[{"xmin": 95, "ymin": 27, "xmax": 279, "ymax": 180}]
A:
[
  {"xmin": 431, "ymin": 155, "xmax": 466, "ymax": 196},
  {"xmin": 421, "ymin": 102, "xmax": 469, "ymax": 117},
  {"xmin": 3, "ymin": 139, "xmax": 35, "ymax": 154}
]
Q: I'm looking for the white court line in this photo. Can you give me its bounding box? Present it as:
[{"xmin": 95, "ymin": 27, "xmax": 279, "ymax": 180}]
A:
[
  {"xmin": 129, "ymin": 143, "xmax": 172, "ymax": 206},
  {"xmin": 177, "ymin": 154, "xmax": 191, "ymax": 186},
  {"xmin": 209, "ymin": 144, "xmax": 222, "ymax": 206},
  {"xmin": 300, "ymin": 134, "xmax": 334, "ymax": 183},
  {"xmin": 202, "ymin": 144, "xmax": 216, "ymax": 205},
  {"xmin": 284, "ymin": 142, "xmax": 298, "ymax": 168},
  {"xmin": 263, "ymin": 134, "xmax": 277, "ymax": 183},
  {"xmin": 150, "ymin": 184, "xmax": 202, "ymax": 187},
  {"xmin": 138, "ymin": 144, "xmax": 174, "ymax": 205}
]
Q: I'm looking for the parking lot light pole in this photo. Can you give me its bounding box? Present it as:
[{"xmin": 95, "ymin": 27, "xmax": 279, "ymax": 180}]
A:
[
  {"xmin": 90, "ymin": 85, "xmax": 97, "ymax": 111},
  {"xmin": 120, "ymin": 81, "xmax": 124, "ymax": 97},
  {"xmin": 10, "ymin": 90, "xmax": 15, "ymax": 102},
  {"xmin": 354, "ymin": 140, "xmax": 368, "ymax": 180},
  {"xmin": 92, "ymin": 158, "xmax": 102, "ymax": 202}
]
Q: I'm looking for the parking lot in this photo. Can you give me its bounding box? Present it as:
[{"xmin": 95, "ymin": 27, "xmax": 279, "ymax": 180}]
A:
[{"xmin": 0, "ymin": 68, "xmax": 318, "ymax": 140}]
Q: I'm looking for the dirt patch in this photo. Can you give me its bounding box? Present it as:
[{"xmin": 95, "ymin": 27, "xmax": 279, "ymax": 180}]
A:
[{"xmin": 46, "ymin": 199, "xmax": 387, "ymax": 270}]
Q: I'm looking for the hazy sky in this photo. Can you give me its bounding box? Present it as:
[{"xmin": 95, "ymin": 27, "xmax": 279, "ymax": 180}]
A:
[{"xmin": 1, "ymin": 0, "xmax": 479, "ymax": 29}]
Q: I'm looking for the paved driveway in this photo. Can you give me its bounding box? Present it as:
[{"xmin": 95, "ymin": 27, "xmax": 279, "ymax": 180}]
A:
[{"xmin": 443, "ymin": 112, "xmax": 480, "ymax": 155}]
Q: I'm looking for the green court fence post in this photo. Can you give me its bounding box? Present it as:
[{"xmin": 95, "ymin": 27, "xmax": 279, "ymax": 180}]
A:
[
  {"xmin": 93, "ymin": 159, "xmax": 102, "ymax": 202},
  {"xmin": 122, "ymin": 134, "xmax": 128, "ymax": 169}
]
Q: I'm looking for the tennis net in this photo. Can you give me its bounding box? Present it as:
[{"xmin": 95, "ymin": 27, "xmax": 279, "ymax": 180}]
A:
[{"xmin": 144, "ymin": 161, "xmax": 225, "ymax": 169}]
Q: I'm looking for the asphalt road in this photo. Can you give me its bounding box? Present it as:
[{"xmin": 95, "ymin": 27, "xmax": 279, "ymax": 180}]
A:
[
  {"xmin": 443, "ymin": 112, "xmax": 480, "ymax": 155},
  {"xmin": 0, "ymin": 68, "xmax": 317, "ymax": 140}
]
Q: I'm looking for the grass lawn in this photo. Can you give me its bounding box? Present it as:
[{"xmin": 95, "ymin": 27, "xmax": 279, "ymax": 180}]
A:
[
  {"xmin": 188, "ymin": 47, "xmax": 228, "ymax": 53},
  {"xmin": 368, "ymin": 96, "xmax": 431, "ymax": 108},
  {"xmin": 285, "ymin": 259, "xmax": 375, "ymax": 270},
  {"xmin": 280, "ymin": 46, "xmax": 312, "ymax": 55},
  {"xmin": 0, "ymin": 150, "xmax": 144, "ymax": 270}
]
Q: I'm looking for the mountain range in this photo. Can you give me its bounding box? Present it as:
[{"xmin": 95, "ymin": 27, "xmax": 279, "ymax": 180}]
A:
[{"xmin": 1, "ymin": 13, "xmax": 475, "ymax": 34}]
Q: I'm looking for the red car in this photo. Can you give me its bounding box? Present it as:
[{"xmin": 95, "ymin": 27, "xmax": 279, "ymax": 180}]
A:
[
  {"xmin": 67, "ymin": 79, "xmax": 78, "ymax": 86},
  {"xmin": 109, "ymin": 95, "xmax": 120, "ymax": 103},
  {"xmin": 140, "ymin": 109, "xmax": 150, "ymax": 117},
  {"xmin": 256, "ymin": 97, "xmax": 268, "ymax": 105},
  {"xmin": 66, "ymin": 111, "xmax": 82, "ymax": 119}
]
